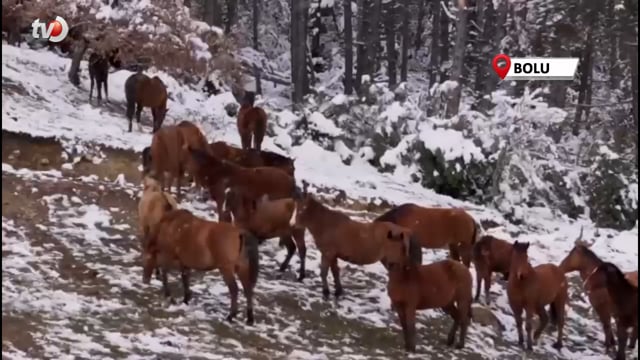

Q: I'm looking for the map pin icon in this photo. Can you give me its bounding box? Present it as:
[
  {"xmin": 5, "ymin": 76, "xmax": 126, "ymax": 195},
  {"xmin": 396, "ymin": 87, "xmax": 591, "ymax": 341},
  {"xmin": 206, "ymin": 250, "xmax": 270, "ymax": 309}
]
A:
[{"xmin": 492, "ymin": 54, "xmax": 511, "ymax": 80}]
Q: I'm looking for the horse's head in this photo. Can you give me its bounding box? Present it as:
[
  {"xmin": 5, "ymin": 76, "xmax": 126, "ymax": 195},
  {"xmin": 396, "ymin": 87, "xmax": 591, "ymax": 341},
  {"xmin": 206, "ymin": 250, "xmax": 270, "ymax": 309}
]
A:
[
  {"xmin": 141, "ymin": 146, "xmax": 152, "ymax": 174},
  {"xmin": 559, "ymin": 227, "xmax": 596, "ymax": 273},
  {"xmin": 510, "ymin": 241, "xmax": 531, "ymax": 281},
  {"xmin": 290, "ymin": 180, "xmax": 314, "ymax": 227},
  {"xmin": 381, "ymin": 224, "xmax": 421, "ymax": 271}
]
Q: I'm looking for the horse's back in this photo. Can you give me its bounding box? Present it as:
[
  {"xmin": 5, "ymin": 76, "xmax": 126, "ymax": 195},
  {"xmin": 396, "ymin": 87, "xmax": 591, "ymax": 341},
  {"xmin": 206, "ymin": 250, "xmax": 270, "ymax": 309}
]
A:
[
  {"xmin": 177, "ymin": 121, "xmax": 208, "ymax": 150},
  {"xmin": 625, "ymin": 271, "xmax": 638, "ymax": 287},
  {"xmin": 151, "ymin": 126, "xmax": 185, "ymax": 172},
  {"xmin": 534, "ymin": 263, "xmax": 567, "ymax": 301}
]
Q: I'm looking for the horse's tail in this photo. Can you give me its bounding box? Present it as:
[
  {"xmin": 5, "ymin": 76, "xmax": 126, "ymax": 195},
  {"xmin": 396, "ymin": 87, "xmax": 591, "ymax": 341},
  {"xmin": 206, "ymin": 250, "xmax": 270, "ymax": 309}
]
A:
[
  {"xmin": 240, "ymin": 231, "xmax": 260, "ymax": 289},
  {"xmin": 124, "ymin": 75, "xmax": 138, "ymax": 119},
  {"xmin": 549, "ymin": 304, "xmax": 558, "ymax": 326}
]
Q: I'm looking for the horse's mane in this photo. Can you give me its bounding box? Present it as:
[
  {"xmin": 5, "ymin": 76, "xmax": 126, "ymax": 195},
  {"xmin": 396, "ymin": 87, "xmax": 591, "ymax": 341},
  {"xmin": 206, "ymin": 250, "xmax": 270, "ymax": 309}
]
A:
[
  {"xmin": 577, "ymin": 244, "xmax": 603, "ymax": 265},
  {"xmin": 601, "ymin": 262, "xmax": 635, "ymax": 292}
]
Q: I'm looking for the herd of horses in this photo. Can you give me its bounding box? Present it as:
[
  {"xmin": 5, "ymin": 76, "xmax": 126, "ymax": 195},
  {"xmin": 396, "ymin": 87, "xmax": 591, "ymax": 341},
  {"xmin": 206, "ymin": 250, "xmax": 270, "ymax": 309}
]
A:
[{"xmin": 83, "ymin": 50, "xmax": 639, "ymax": 358}]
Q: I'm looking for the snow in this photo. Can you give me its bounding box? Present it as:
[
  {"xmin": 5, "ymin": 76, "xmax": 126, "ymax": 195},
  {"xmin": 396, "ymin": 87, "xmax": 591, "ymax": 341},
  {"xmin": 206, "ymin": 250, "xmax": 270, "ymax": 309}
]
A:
[{"xmin": 2, "ymin": 43, "xmax": 639, "ymax": 359}]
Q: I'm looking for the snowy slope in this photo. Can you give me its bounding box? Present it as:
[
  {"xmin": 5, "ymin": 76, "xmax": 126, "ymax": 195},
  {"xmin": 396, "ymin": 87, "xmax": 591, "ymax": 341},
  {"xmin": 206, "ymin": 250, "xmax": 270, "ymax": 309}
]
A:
[{"xmin": 2, "ymin": 44, "xmax": 638, "ymax": 359}]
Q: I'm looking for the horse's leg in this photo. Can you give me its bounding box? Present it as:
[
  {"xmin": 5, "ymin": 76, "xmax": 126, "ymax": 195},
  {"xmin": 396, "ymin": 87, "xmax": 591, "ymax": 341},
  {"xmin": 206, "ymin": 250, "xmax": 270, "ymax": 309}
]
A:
[
  {"xmin": 511, "ymin": 304, "xmax": 525, "ymax": 347},
  {"xmin": 629, "ymin": 323, "xmax": 637, "ymax": 349},
  {"xmin": 456, "ymin": 299, "xmax": 471, "ymax": 349},
  {"xmin": 253, "ymin": 129, "xmax": 265, "ymax": 151},
  {"xmin": 595, "ymin": 303, "xmax": 616, "ymax": 351},
  {"xmin": 533, "ymin": 305, "xmax": 549, "ymax": 342},
  {"xmin": 396, "ymin": 304, "xmax": 417, "ymax": 352},
  {"xmin": 97, "ymin": 80, "xmax": 102, "ymax": 103},
  {"xmin": 330, "ymin": 257, "xmax": 343, "ymax": 298},
  {"xmin": 551, "ymin": 296, "xmax": 566, "ymax": 350},
  {"xmin": 160, "ymin": 268, "xmax": 174, "ymax": 303},
  {"xmin": 448, "ymin": 243, "xmax": 461, "ymax": 262},
  {"xmin": 319, "ymin": 254, "xmax": 331, "ymax": 299},
  {"xmin": 473, "ymin": 267, "xmax": 483, "ymax": 303},
  {"xmin": 278, "ymin": 235, "xmax": 296, "ymax": 272},
  {"xmin": 237, "ymin": 266, "xmax": 255, "ymax": 326},
  {"xmin": 293, "ymin": 228, "xmax": 307, "ymax": 282},
  {"xmin": 616, "ymin": 322, "xmax": 628, "ymax": 360},
  {"xmin": 176, "ymin": 166, "xmax": 183, "ymax": 202},
  {"xmin": 459, "ymin": 243, "xmax": 472, "ymax": 268},
  {"xmin": 483, "ymin": 272, "xmax": 492, "ymax": 305},
  {"xmin": 103, "ymin": 76, "xmax": 108, "ymax": 102},
  {"xmin": 180, "ymin": 267, "xmax": 192, "ymax": 304},
  {"xmin": 442, "ymin": 303, "xmax": 460, "ymax": 347},
  {"xmin": 221, "ymin": 269, "xmax": 239, "ymax": 322},
  {"xmin": 89, "ymin": 76, "xmax": 94, "ymax": 102},
  {"xmin": 136, "ymin": 103, "xmax": 144, "ymax": 131},
  {"xmin": 524, "ymin": 306, "xmax": 535, "ymax": 350}
]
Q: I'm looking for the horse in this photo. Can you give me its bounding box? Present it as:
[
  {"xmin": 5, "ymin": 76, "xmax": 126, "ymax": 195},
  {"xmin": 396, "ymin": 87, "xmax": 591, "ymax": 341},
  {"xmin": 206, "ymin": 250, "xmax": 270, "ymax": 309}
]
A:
[
  {"xmin": 374, "ymin": 203, "xmax": 482, "ymax": 267},
  {"xmin": 88, "ymin": 47, "xmax": 121, "ymax": 104},
  {"xmin": 584, "ymin": 262, "xmax": 639, "ymax": 360},
  {"xmin": 142, "ymin": 208, "xmax": 260, "ymax": 325},
  {"xmin": 148, "ymin": 125, "xmax": 186, "ymax": 201},
  {"xmin": 290, "ymin": 182, "xmax": 414, "ymax": 298},
  {"xmin": 175, "ymin": 120, "xmax": 209, "ymax": 193},
  {"xmin": 383, "ymin": 233, "xmax": 472, "ymax": 352},
  {"xmin": 559, "ymin": 228, "xmax": 639, "ymax": 352},
  {"xmin": 141, "ymin": 146, "xmax": 152, "ymax": 174},
  {"xmin": 209, "ymin": 141, "xmax": 295, "ymax": 176},
  {"xmin": 222, "ymin": 189, "xmax": 307, "ymax": 281},
  {"xmin": 188, "ymin": 147, "xmax": 296, "ymax": 219},
  {"xmin": 125, "ymin": 73, "xmax": 168, "ymax": 133},
  {"xmin": 471, "ymin": 234, "xmax": 513, "ymax": 304},
  {"xmin": 137, "ymin": 175, "xmax": 178, "ymax": 279},
  {"xmin": 507, "ymin": 241, "xmax": 568, "ymax": 351},
  {"xmin": 236, "ymin": 104, "xmax": 267, "ymax": 151}
]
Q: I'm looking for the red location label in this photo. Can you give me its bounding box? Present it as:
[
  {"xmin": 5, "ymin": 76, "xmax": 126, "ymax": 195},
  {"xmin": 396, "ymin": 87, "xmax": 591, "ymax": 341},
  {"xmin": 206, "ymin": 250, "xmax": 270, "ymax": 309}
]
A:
[{"xmin": 492, "ymin": 54, "xmax": 511, "ymax": 80}]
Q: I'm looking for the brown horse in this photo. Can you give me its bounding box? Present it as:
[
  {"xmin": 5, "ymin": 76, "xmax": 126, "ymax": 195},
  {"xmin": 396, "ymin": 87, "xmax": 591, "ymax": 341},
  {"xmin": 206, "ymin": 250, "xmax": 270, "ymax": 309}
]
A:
[
  {"xmin": 148, "ymin": 125, "xmax": 186, "ymax": 200},
  {"xmin": 222, "ymin": 189, "xmax": 307, "ymax": 281},
  {"xmin": 559, "ymin": 228, "xmax": 639, "ymax": 352},
  {"xmin": 209, "ymin": 141, "xmax": 295, "ymax": 176},
  {"xmin": 88, "ymin": 48, "xmax": 121, "ymax": 104},
  {"xmin": 384, "ymin": 234, "xmax": 472, "ymax": 352},
  {"xmin": 291, "ymin": 183, "xmax": 413, "ymax": 298},
  {"xmin": 188, "ymin": 147, "xmax": 296, "ymax": 218},
  {"xmin": 584, "ymin": 262, "xmax": 639, "ymax": 360},
  {"xmin": 472, "ymin": 234, "xmax": 513, "ymax": 304},
  {"xmin": 237, "ymin": 104, "xmax": 267, "ymax": 151},
  {"xmin": 507, "ymin": 241, "xmax": 568, "ymax": 351},
  {"xmin": 176, "ymin": 120, "xmax": 209, "ymax": 192},
  {"xmin": 375, "ymin": 203, "xmax": 481, "ymax": 267},
  {"xmin": 142, "ymin": 208, "xmax": 260, "ymax": 325},
  {"xmin": 125, "ymin": 73, "xmax": 168, "ymax": 133}
]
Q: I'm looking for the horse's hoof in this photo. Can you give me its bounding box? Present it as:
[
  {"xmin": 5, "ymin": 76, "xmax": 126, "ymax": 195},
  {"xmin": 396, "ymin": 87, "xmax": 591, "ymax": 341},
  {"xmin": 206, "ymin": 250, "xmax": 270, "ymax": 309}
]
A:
[
  {"xmin": 552, "ymin": 341, "xmax": 562, "ymax": 350},
  {"xmin": 628, "ymin": 343, "xmax": 636, "ymax": 350},
  {"xmin": 322, "ymin": 288, "xmax": 330, "ymax": 300},
  {"xmin": 183, "ymin": 294, "xmax": 192, "ymax": 305},
  {"xmin": 246, "ymin": 310, "xmax": 254, "ymax": 326},
  {"xmin": 168, "ymin": 297, "xmax": 176, "ymax": 305},
  {"xmin": 334, "ymin": 288, "xmax": 343, "ymax": 298},
  {"xmin": 296, "ymin": 275, "xmax": 305, "ymax": 283},
  {"xmin": 455, "ymin": 342, "xmax": 464, "ymax": 350},
  {"xmin": 226, "ymin": 314, "xmax": 236, "ymax": 323},
  {"xmin": 278, "ymin": 264, "xmax": 288, "ymax": 272},
  {"xmin": 444, "ymin": 337, "xmax": 455, "ymax": 347}
]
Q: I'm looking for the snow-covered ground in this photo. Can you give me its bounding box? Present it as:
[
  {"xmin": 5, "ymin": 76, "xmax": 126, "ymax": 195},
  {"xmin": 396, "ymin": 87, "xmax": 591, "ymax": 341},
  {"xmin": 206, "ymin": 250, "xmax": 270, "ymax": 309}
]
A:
[{"xmin": 2, "ymin": 44, "xmax": 638, "ymax": 359}]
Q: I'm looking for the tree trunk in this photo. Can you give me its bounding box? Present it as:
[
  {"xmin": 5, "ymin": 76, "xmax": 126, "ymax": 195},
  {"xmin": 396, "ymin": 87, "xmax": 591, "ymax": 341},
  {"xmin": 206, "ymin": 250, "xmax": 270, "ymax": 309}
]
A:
[
  {"xmin": 446, "ymin": 0, "xmax": 468, "ymax": 118},
  {"xmin": 486, "ymin": 0, "xmax": 507, "ymax": 93},
  {"xmin": 252, "ymin": 0, "xmax": 261, "ymax": 94},
  {"xmin": 355, "ymin": 0, "xmax": 368, "ymax": 94},
  {"xmin": 68, "ymin": 39, "xmax": 88, "ymax": 86},
  {"xmin": 439, "ymin": 0, "xmax": 450, "ymax": 81},
  {"xmin": 343, "ymin": 0, "xmax": 354, "ymax": 94},
  {"xmin": 399, "ymin": 0, "xmax": 410, "ymax": 82},
  {"xmin": 365, "ymin": 0, "xmax": 382, "ymax": 77},
  {"xmin": 384, "ymin": 1, "xmax": 397, "ymax": 88},
  {"xmin": 290, "ymin": 0, "xmax": 309, "ymax": 105},
  {"xmin": 573, "ymin": 29, "xmax": 594, "ymax": 134},
  {"xmin": 607, "ymin": 0, "xmax": 621, "ymax": 89},
  {"xmin": 473, "ymin": 0, "xmax": 487, "ymax": 95},
  {"xmin": 225, "ymin": 0, "xmax": 237, "ymax": 34},
  {"xmin": 414, "ymin": 0, "xmax": 426, "ymax": 51},
  {"xmin": 204, "ymin": 0, "xmax": 224, "ymax": 27},
  {"xmin": 184, "ymin": 0, "xmax": 191, "ymax": 8},
  {"xmin": 429, "ymin": 0, "xmax": 441, "ymax": 85}
]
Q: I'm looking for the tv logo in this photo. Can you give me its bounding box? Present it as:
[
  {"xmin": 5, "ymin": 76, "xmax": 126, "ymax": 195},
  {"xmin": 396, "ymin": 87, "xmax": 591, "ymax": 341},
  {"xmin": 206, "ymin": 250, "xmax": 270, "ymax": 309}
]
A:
[{"xmin": 31, "ymin": 16, "xmax": 69, "ymax": 43}]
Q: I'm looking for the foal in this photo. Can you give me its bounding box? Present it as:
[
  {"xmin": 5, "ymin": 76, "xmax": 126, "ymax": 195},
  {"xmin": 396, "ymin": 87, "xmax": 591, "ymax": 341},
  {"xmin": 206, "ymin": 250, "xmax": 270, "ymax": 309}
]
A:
[
  {"xmin": 143, "ymin": 209, "xmax": 260, "ymax": 325},
  {"xmin": 584, "ymin": 262, "xmax": 639, "ymax": 360},
  {"xmin": 237, "ymin": 104, "xmax": 267, "ymax": 151},
  {"xmin": 384, "ymin": 234, "xmax": 473, "ymax": 352},
  {"xmin": 291, "ymin": 187, "xmax": 412, "ymax": 299},
  {"xmin": 471, "ymin": 234, "xmax": 513, "ymax": 304},
  {"xmin": 507, "ymin": 241, "xmax": 568, "ymax": 351},
  {"xmin": 375, "ymin": 203, "xmax": 481, "ymax": 267},
  {"xmin": 559, "ymin": 228, "xmax": 638, "ymax": 351},
  {"xmin": 222, "ymin": 189, "xmax": 307, "ymax": 281}
]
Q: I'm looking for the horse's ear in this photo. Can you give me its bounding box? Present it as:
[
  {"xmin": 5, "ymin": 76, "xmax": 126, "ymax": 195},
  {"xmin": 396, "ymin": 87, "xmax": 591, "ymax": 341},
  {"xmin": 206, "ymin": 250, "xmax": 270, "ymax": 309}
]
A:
[
  {"xmin": 575, "ymin": 226, "xmax": 584, "ymax": 245},
  {"xmin": 523, "ymin": 242, "xmax": 530, "ymax": 250}
]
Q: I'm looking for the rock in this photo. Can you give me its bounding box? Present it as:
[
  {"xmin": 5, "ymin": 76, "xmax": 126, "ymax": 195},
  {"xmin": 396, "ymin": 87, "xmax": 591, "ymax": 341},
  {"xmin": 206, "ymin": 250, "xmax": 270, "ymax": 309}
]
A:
[
  {"xmin": 471, "ymin": 305, "xmax": 504, "ymax": 334},
  {"xmin": 39, "ymin": 158, "xmax": 50, "ymax": 166},
  {"xmin": 224, "ymin": 102, "xmax": 239, "ymax": 117}
]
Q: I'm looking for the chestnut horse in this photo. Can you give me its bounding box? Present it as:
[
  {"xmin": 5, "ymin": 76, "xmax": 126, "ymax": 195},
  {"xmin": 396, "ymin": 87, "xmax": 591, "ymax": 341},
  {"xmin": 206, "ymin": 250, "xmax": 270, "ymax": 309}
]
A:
[
  {"xmin": 143, "ymin": 208, "xmax": 260, "ymax": 325},
  {"xmin": 291, "ymin": 183, "xmax": 413, "ymax": 299},
  {"xmin": 560, "ymin": 228, "xmax": 638, "ymax": 352},
  {"xmin": 222, "ymin": 189, "xmax": 307, "ymax": 281},
  {"xmin": 375, "ymin": 203, "xmax": 481, "ymax": 267},
  {"xmin": 384, "ymin": 235, "xmax": 472, "ymax": 352},
  {"xmin": 209, "ymin": 141, "xmax": 295, "ymax": 176},
  {"xmin": 584, "ymin": 262, "xmax": 639, "ymax": 360},
  {"xmin": 88, "ymin": 48, "xmax": 121, "ymax": 104},
  {"xmin": 507, "ymin": 241, "xmax": 568, "ymax": 351},
  {"xmin": 237, "ymin": 104, "xmax": 267, "ymax": 151},
  {"xmin": 176, "ymin": 120, "xmax": 209, "ymax": 192},
  {"xmin": 148, "ymin": 125, "xmax": 186, "ymax": 200},
  {"xmin": 472, "ymin": 234, "xmax": 513, "ymax": 304},
  {"xmin": 188, "ymin": 147, "xmax": 296, "ymax": 218},
  {"xmin": 125, "ymin": 72, "xmax": 168, "ymax": 133}
]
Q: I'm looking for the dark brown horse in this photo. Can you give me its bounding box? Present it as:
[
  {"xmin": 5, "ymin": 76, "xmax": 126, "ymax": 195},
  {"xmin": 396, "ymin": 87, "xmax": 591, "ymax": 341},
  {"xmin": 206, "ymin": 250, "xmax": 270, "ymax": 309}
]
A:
[
  {"xmin": 375, "ymin": 204, "xmax": 481, "ymax": 267},
  {"xmin": 88, "ymin": 47, "xmax": 121, "ymax": 104},
  {"xmin": 472, "ymin": 234, "xmax": 513, "ymax": 304},
  {"xmin": 209, "ymin": 141, "xmax": 295, "ymax": 176},
  {"xmin": 143, "ymin": 208, "xmax": 260, "ymax": 325},
  {"xmin": 507, "ymin": 241, "xmax": 568, "ymax": 351},
  {"xmin": 188, "ymin": 147, "xmax": 296, "ymax": 218},
  {"xmin": 125, "ymin": 73, "xmax": 168, "ymax": 133},
  {"xmin": 584, "ymin": 262, "xmax": 639, "ymax": 360},
  {"xmin": 291, "ymin": 183, "xmax": 413, "ymax": 299},
  {"xmin": 222, "ymin": 189, "xmax": 307, "ymax": 281},
  {"xmin": 384, "ymin": 234, "xmax": 472, "ymax": 352},
  {"xmin": 237, "ymin": 104, "xmax": 267, "ymax": 151},
  {"xmin": 559, "ymin": 228, "xmax": 639, "ymax": 352}
]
